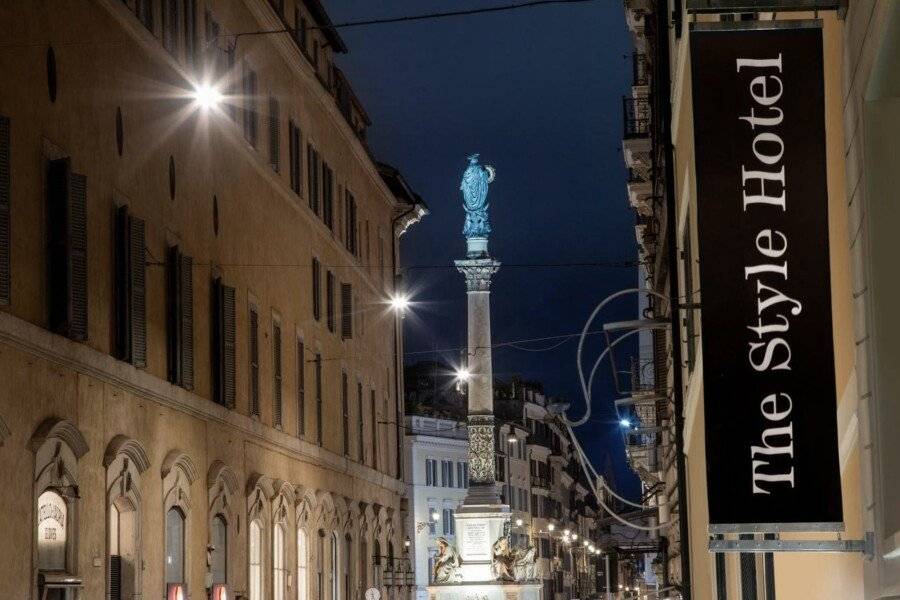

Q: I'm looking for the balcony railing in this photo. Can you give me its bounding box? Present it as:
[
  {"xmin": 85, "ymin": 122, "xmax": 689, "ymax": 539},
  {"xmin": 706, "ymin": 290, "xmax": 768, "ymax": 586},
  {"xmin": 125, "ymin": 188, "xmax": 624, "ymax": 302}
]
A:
[{"xmin": 623, "ymin": 96, "xmax": 650, "ymax": 139}]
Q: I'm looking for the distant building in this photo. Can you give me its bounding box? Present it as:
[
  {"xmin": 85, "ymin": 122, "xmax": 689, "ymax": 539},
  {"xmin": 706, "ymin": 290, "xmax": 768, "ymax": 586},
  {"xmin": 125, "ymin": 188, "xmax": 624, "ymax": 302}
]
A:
[{"xmin": 403, "ymin": 362, "xmax": 603, "ymax": 600}]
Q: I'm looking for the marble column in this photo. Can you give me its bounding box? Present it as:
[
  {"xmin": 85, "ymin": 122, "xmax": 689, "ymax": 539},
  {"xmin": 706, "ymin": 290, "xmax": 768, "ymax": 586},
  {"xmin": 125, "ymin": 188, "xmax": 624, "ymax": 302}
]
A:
[{"xmin": 456, "ymin": 240, "xmax": 501, "ymax": 506}]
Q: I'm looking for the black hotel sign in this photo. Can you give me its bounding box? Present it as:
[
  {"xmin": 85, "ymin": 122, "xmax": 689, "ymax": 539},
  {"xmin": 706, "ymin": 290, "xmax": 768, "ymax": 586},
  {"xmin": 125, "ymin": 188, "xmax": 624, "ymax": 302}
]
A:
[{"xmin": 690, "ymin": 22, "xmax": 843, "ymax": 529}]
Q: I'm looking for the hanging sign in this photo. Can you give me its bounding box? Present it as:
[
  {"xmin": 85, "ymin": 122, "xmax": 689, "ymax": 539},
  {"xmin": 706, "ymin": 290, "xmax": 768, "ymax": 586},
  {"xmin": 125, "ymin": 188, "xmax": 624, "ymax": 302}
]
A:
[{"xmin": 690, "ymin": 21, "xmax": 843, "ymax": 530}]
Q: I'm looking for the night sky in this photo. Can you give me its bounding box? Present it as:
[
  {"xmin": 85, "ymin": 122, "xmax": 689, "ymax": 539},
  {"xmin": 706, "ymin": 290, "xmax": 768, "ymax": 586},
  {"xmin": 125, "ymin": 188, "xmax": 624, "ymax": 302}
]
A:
[{"xmin": 328, "ymin": 0, "xmax": 640, "ymax": 498}]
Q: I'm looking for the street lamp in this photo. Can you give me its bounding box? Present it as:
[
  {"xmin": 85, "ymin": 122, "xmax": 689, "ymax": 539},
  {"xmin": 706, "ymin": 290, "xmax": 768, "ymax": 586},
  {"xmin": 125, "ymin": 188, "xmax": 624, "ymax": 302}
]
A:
[
  {"xmin": 572, "ymin": 533, "xmax": 578, "ymax": 540},
  {"xmin": 455, "ymin": 367, "xmax": 471, "ymax": 383},
  {"xmin": 548, "ymin": 524, "xmax": 555, "ymax": 532},
  {"xmin": 515, "ymin": 518, "xmax": 523, "ymax": 527},
  {"xmin": 507, "ymin": 435, "xmax": 517, "ymax": 444},
  {"xmin": 389, "ymin": 293, "xmax": 410, "ymax": 313},
  {"xmin": 191, "ymin": 81, "xmax": 223, "ymax": 111},
  {"xmin": 563, "ymin": 529, "xmax": 570, "ymax": 536},
  {"xmin": 431, "ymin": 510, "xmax": 440, "ymax": 521},
  {"xmin": 619, "ymin": 418, "xmax": 632, "ymax": 428}
]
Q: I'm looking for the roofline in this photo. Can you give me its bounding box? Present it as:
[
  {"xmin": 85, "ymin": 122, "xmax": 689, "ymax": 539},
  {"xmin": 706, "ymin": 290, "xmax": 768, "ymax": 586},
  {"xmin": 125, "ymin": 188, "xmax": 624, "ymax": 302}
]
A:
[{"xmin": 303, "ymin": 0, "xmax": 348, "ymax": 53}]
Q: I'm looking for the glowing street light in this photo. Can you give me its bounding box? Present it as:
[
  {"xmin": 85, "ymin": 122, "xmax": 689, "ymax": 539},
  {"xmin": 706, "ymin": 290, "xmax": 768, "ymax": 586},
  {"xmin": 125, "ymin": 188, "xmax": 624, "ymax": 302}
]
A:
[
  {"xmin": 563, "ymin": 529, "xmax": 570, "ymax": 536},
  {"xmin": 389, "ymin": 293, "xmax": 410, "ymax": 313},
  {"xmin": 582, "ymin": 540, "xmax": 589, "ymax": 547},
  {"xmin": 455, "ymin": 367, "xmax": 471, "ymax": 383},
  {"xmin": 191, "ymin": 82, "xmax": 223, "ymax": 110},
  {"xmin": 515, "ymin": 518, "xmax": 523, "ymax": 527},
  {"xmin": 431, "ymin": 510, "xmax": 440, "ymax": 521},
  {"xmin": 547, "ymin": 523, "xmax": 555, "ymax": 532},
  {"xmin": 619, "ymin": 418, "xmax": 632, "ymax": 428},
  {"xmin": 572, "ymin": 533, "xmax": 578, "ymax": 540},
  {"xmin": 507, "ymin": 435, "xmax": 517, "ymax": 444}
]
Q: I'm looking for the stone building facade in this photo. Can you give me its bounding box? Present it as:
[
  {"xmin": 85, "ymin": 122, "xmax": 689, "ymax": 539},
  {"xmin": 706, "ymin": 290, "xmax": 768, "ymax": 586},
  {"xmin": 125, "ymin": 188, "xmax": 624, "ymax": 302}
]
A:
[
  {"xmin": 620, "ymin": 1, "xmax": 900, "ymax": 599},
  {"xmin": 0, "ymin": 1, "xmax": 425, "ymax": 599}
]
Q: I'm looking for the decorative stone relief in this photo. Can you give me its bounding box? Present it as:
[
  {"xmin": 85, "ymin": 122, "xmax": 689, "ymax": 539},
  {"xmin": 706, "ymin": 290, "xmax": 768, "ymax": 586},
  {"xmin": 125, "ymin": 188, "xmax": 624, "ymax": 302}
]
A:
[{"xmin": 468, "ymin": 415, "xmax": 496, "ymax": 484}]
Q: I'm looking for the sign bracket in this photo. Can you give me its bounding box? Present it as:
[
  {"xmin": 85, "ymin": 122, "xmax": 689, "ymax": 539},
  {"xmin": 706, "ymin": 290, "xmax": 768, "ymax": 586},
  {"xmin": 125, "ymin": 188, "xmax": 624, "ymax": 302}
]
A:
[{"xmin": 708, "ymin": 532, "xmax": 874, "ymax": 559}]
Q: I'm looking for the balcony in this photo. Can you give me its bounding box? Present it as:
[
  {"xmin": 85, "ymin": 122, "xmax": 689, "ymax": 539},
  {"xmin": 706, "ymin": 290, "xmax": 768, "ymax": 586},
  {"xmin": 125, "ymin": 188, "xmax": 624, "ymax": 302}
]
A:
[
  {"xmin": 531, "ymin": 475, "xmax": 551, "ymax": 490},
  {"xmin": 632, "ymin": 52, "xmax": 649, "ymax": 88},
  {"xmin": 627, "ymin": 168, "xmax": 653, "ymax": 215},
  {"xmin": 527, "ymin": 431, "xmax": 552, "ymax": 449},
  {"xmin": 623, "ymin": 96, "xmax": 650, "ymax": 140}
]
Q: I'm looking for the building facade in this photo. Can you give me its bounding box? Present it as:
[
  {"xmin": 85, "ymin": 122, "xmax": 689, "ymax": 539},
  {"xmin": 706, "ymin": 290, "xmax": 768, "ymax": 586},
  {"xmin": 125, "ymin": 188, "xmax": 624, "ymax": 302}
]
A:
[
  {"xmin": 0, "ymin": 1, "xmax": 426, "ymax": 599},
  {"xmin": 620, "ymin": 1, "xmax": 900, "ymax": 599}
]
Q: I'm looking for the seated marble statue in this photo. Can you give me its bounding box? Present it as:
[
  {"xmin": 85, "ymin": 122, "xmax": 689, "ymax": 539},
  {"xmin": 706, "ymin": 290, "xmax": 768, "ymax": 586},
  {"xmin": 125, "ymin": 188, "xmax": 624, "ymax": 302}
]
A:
[
  {"xmin": 512, "ymin": 544, "xmax": 537, "ymax": 581},
  {"xmin": 433, "ymin": 537, "xmax": 462, "ymax": 583},
  {"xmin": 491, "ymin": 537, "xmax": 516, "ymax": 581}
]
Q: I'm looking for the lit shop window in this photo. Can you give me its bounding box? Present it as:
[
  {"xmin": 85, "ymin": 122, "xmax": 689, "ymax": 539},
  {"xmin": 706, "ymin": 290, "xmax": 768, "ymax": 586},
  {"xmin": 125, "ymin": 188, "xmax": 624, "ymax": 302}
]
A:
[{"xmin": 37, "ymin": 490, "xmax": 68, "ymax": 571}]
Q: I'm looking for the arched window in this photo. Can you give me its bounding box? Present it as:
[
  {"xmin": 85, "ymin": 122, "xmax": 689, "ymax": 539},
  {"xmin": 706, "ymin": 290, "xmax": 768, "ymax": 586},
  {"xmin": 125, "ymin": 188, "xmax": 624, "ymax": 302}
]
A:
[
  {"xmin": 165, "ymin": 507, "xmax": 186, "ymax": 584},
  {"xmin": 358, "ymin": 539, "xmax": 368, "ymax": 592},
  {"xmin": 344, "ymin": 534, "xmax": 352, "ymax": 600},
  {"xmin": 210, "ymin": 515, "xmax": 228, "ymax": 584},
  {"xmin": 317, "ymin": 530, "xmax": 326, "ymax": 600},
  {"xmin": 274, "ymin": 523, "xmax": 286, "ymax": 600},
  {"xmin": 297, "ymin": 529, "xmax": 308, "ymax": 600},
  {"xmin": 249, "ymin": 519, "xmax": 263, "ymax": 600},
  {"xmin": 387, "ymin": 542, "xmax": 395, "ymax": 600},
  {"xmin": 373, "ymin": 540, "xmax": 382, "ymax": 590},
  {"xmin": 331, "ymin": 532, "xmax": 340, "ymax": 600},
  {"xmin": 37, "ymin": 489, "xmax": 68, "ymax": 571}
]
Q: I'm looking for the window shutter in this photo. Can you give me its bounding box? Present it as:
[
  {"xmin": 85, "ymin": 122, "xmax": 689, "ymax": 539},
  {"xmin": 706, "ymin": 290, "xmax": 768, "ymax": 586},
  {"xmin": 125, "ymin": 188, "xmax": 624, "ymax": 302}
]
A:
[
  {"xmin": 167, "ymin": 246, "xmax": 183, "ymax": 385},
  {"xmin": 297, "ymin": 338, "xmax": 305, "ymax": 435},
  {"xmin": 249, "ymin": 306, "xmax": 260, "ymax": 416},
  {"xmin": 180, "ymin": 254, "xmax": 193, "ymax": 390},
  {"xmin": 68, "ymin": 172, "xmax": 89, "ymax": 341},
  {"xmin": 311, "ymin": 257, "xmax": 321, "ymax": 321},
  {"xmin": 340, "ymin": 283, "xmax": 352, "ymax": 340},
  {"xmin": 0, "ymin": 116, "xmax": 9, "ymax": 306},
  {"xmin": 307, "ymin": 145, "xmax": 318, "ymax": 213},
  {"xmin": 108, "ymin": 554, "xmax": 122, "ymax": 600},
  {"xmin": 129, "ymin": 213, "xmax": 147, "ymax": 368},
  {"xmin": 273, "ymin": 321, "xmax": 282, "ymax": 427},
  {"xmin": 269, "ymin": 97, "xmax": 280, "ymax": 172},
  {"xmin": 289, "ymin": 121, "xmax": 297, "ymax": 193},
  {"xmin": 326, "ymin": 271, "xmax": 335, "ymax": 332},
  {"xmin": 48, "ymin": 158, "xmax": 89, "ymax": 340},
  {"xmin": 213, "ymin": 278, "xmax": 236, "ymax": 408}
]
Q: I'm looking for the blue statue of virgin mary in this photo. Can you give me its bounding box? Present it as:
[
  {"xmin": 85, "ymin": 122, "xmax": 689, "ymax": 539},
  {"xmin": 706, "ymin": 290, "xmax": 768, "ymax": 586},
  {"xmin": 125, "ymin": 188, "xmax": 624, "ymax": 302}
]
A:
[{"xmin": 460, "ymin": 154, "xmax": 496, "ymax": 239}]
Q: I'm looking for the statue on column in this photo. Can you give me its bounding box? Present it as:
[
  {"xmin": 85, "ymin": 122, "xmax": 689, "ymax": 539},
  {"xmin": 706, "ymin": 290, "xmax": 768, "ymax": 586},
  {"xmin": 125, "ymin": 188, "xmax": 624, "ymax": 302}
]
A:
[{"xmin": 461, "ymin": 154, "xmax": 496, "ymax": 240}]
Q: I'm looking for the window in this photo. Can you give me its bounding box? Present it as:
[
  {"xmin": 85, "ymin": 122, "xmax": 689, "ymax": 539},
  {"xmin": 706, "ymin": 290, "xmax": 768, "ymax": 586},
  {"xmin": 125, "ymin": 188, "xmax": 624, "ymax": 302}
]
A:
[
  {"xmin": 294, "ymin": 10, "xmax": 307, "ymax": 53},
  {"xmin": 425, "ymin": 459, "xmax": 435, "ymax": 486},
  {"xmin": 307, "ymin": 145, "xmax": 319, "ymax": 213},
  {"xmin": 682, "ymin": 212, "xmax": 697, "ymax": 371},
  {"xmin": 273, "ymin": 319, "xmax": 283, "ymax": 428},
  {"xmin": 317, "ymin": 531, "xmax": 325, "ymax": 600},
  {"xmin": 47, "ymin": 157, "xmax": 88, "ymax": 341},
  {"xmin": 371, "ymin": 390, "xmax": 378, "ymax": 470},
  {"xmin": 297, "ymin": 338, "xmax": 306, "ymax": 436},
  {"xmin": 211, "ymin": 515, "xmax": 228, "ymax": 584},
  {"xmin": 167, "ymin": 246, "xmax": 194, "ymax": 390},
  {"xmin": 456, "ymin": 463, "xmax": 464, "ymax": 488},
  {"xmin": 446, "ymin": 461, "xmax": 454, "ymax": 487},
  {"xmin": 165, "ymin": 507, "xmax": 186, "ymax": 585},
  {"xmin": 37, "ymin": 490, "xmax": 68, "ymax": 571},
  {"xmin": 289, "ymin": 120, "xmax": 303, "ymax": 196},
  {"xmin": 249, "ymin": 306, "xmax": 260, "ymax": 416},
  {"xmin": 114, "ymin": 205, "xmax": 147, "ymax": 367},
  {"xmin": 212, "ymin": 279, "xmax": 236, "ymax": 408},
  {"xmin": 331, "ymin": 532, "xmax": 340, "ymax": 600},
  {"xmin": 311, "ymin": 258, "xmax": 321, "ymax": 321},
  {"xmin": 341, "ymin": 372, "xmax": 349, "ymax": 456},
  {"xmin": 274, "ymin": 524, "xmax": 286, "ymax": 600},
  {"xmin": 322, "ymin": 162, "xmax": 333, "ymax": 229},
  {"xmin": 442, "ymin": 509, "xmax": 454, "ymax": 535},
  {"xmin": 326, "ymin": 271, "xmax": 335, "ymax": 332},
  {"xmin": 297, "ymin": 529, "xmax": 308, "ymax": 600},
  {"xmin": 315, "ymin": 354, "xmax": 323, "ymax": 445},
  {"xmin": 269, "ymin": 96, "xmax": 280, "ymax": 172},
  {"xmin": 242, "ymin": 64, "xmax": 258, "ymax": 147},
  {"xmin": 357, "ymin": 382, "xmax": 364, "ymax": 462},
  {"xmin": 344, "ymin": 192, "xmax": 357, "ymax": 255},
  {"xmin": 341, "ymin": 283, "xmax": 352, "ymax": 340},
  {"xmin": 427, "ymin": 504, "xmax": 436, "ymax": 535},
  {"xmin": 249, "ymin": 520, "xmax": 262, "ymax": 600}
]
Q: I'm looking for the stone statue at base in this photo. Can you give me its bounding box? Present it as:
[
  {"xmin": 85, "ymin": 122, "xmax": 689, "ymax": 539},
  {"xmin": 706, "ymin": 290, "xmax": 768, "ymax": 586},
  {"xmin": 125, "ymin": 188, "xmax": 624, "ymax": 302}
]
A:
[
  {"xmin": 491, "ymin": 537, "xmax": 538, "ymax": 582},
  {"xmin": 433, "ymin": 537, "xmax": 462, "ymax": 584}
]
